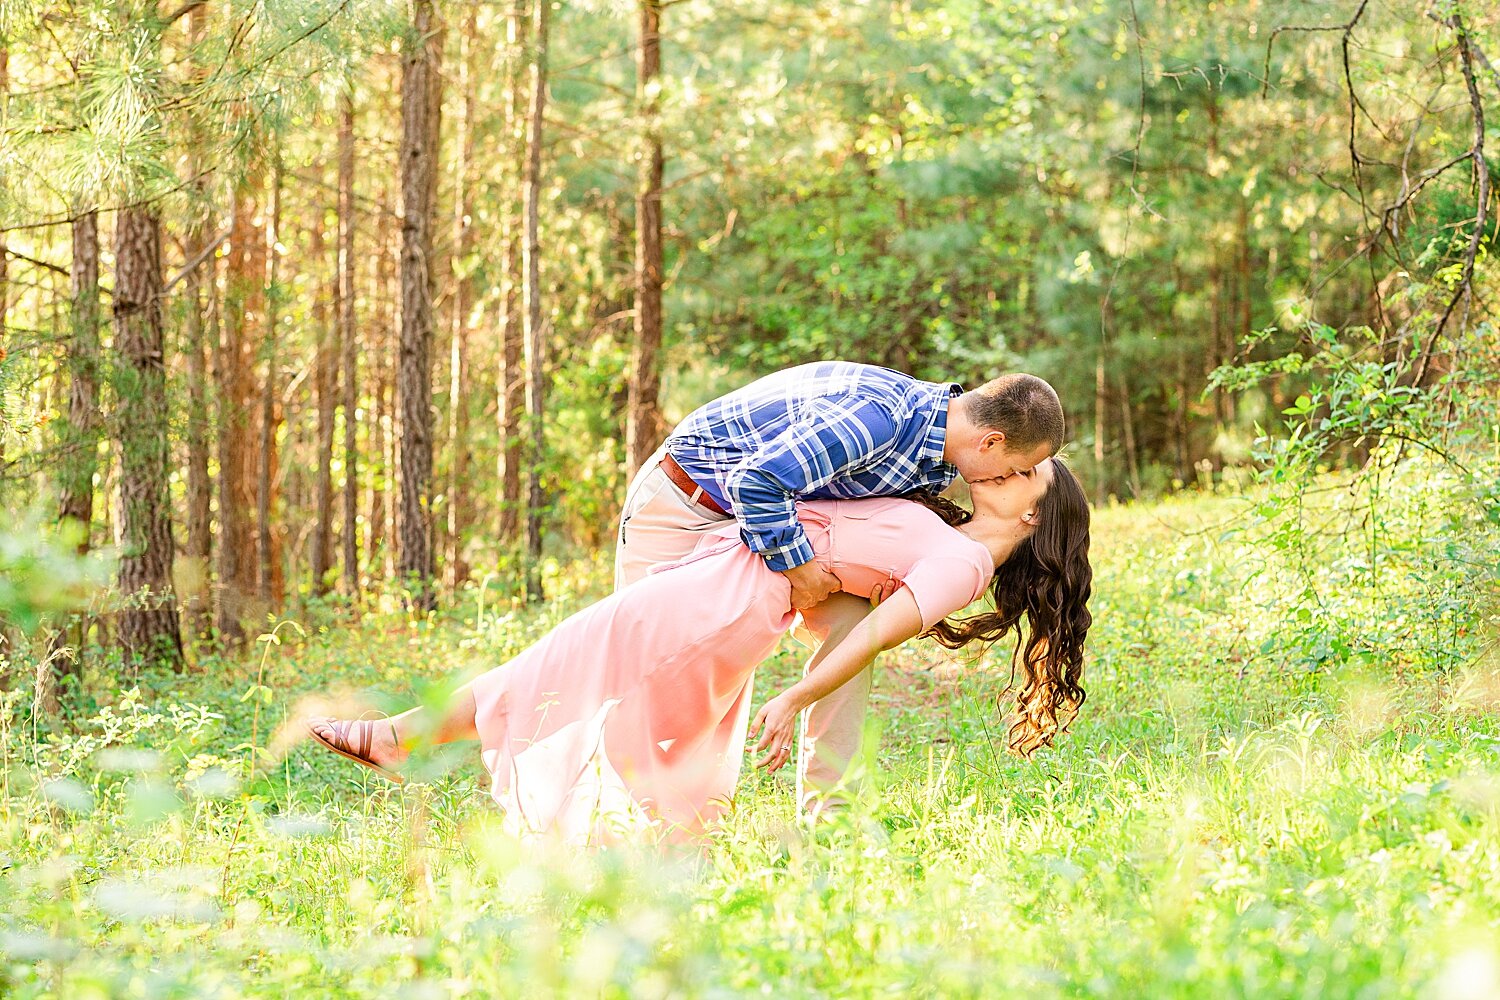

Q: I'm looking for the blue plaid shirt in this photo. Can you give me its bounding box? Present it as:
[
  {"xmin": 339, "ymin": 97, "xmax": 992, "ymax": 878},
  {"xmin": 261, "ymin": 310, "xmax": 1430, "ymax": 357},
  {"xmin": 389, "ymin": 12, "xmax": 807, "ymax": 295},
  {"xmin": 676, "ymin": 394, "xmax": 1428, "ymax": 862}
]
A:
[{"xmin": 666, "ymin": 362, "xmax": 961, "ymax": 571}]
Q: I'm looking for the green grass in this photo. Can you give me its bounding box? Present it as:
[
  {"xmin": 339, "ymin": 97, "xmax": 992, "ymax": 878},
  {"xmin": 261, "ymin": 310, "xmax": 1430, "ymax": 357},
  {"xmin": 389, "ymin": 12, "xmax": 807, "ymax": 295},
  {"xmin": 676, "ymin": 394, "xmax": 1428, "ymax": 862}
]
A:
[{"xmin": 1, "ymin": 459, "xmax": 1497, "ymax": 998}]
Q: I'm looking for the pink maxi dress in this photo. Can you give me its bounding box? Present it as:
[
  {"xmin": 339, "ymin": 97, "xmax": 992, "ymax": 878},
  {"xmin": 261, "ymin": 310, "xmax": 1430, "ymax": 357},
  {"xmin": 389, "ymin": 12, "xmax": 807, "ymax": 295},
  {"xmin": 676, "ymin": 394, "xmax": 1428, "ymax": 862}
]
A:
[{"xmin": 470, "ymin": 497, "xmax": 992, "ymax": 844}]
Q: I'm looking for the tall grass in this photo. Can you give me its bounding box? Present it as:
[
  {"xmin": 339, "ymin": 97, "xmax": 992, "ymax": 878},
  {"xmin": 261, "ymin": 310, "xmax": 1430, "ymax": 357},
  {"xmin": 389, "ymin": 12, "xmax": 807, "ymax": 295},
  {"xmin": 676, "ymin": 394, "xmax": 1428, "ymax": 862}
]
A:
[{"xmin": 1, "ymin": 455, "xmax": 1496, "ymax": 998}]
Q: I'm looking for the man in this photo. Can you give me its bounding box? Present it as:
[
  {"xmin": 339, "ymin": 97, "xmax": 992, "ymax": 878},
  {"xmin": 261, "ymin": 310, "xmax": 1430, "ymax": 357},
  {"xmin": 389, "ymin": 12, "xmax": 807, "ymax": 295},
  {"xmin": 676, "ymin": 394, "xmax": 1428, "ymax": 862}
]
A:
[{"xmin": 615, "ymin": 361, "xmax": 1065, "ymax": 817}]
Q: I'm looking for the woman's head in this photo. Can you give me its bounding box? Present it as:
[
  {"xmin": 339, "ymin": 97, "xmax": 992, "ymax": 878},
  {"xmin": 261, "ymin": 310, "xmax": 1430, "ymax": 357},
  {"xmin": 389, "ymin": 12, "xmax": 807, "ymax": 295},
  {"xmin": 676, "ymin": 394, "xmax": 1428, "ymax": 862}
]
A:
[
  {"xmin": 966, "ymin": 456, "xmax": 1055, "ymax": 525},
  {"xmin": 907, "ymin": 457, "xmax": 1093, "ymax": 755}
]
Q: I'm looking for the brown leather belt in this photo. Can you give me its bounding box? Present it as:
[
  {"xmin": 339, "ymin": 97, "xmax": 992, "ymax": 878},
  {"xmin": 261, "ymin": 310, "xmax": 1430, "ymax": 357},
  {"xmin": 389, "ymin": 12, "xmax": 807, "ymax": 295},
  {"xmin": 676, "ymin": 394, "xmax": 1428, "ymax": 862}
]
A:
[{"xmin": 659, "ymin": 453, "xmax": 729, "ymax": 516}]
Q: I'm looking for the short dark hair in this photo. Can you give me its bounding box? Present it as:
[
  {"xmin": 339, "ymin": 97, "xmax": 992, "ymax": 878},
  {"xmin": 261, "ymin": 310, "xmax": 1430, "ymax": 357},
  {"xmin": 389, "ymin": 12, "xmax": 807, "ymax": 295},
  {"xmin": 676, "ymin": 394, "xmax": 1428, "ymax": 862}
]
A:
[{"xmin": 964, "ymin": 374, "xmax": 1065, "ymax": 453}]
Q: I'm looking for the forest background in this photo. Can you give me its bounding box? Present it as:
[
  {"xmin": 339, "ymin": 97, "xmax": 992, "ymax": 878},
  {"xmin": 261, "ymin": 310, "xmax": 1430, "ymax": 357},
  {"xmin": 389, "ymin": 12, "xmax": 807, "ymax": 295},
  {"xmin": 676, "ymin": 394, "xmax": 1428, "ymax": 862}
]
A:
[
  {"xmin": 0, "ymin": 0, "xmax": 1495, "ymax": 654},
  {"xmin": 0, "ymin": 0, "xmax": 1498, "ymax": 995}
]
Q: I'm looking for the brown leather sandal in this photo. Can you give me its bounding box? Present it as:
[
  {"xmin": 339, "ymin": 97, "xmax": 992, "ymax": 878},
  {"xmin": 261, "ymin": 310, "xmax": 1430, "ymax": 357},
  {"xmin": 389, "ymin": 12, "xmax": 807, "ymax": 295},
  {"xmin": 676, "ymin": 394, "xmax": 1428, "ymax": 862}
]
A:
[{"xmin": 304, "ymin": 717, "xmax": 406, "ymax": 785}]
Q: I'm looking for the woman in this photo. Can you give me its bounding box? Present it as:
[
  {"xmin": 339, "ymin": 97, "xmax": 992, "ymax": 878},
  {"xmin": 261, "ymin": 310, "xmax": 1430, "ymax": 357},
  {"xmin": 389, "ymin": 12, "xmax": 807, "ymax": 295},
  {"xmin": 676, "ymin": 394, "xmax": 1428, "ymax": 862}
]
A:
[{"xmin": 307, "ymin": 458, "xmax": 1092, "ymax": 844}]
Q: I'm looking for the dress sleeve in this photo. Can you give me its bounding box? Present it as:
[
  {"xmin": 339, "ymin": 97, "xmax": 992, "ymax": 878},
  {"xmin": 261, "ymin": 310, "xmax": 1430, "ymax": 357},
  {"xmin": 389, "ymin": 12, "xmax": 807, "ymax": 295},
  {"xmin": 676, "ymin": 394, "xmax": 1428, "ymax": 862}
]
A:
[{"xmin": 900, "ymin": 544, "xmax": 993, "ymax": 632}]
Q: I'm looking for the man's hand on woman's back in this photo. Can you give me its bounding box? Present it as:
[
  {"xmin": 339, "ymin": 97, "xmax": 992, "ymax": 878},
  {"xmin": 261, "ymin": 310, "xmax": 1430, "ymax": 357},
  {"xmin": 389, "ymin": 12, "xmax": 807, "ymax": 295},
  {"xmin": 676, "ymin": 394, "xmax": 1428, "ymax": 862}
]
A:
[{"xmin": 780, "ymin": 558, "xmax": 842, "ymax": 609}]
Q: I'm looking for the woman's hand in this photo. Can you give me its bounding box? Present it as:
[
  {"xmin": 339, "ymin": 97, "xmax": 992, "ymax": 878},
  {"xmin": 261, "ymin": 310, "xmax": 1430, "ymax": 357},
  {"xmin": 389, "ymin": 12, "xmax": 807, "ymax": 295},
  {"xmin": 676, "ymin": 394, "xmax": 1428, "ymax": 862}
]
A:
[
  {"xmin": 749, "ymin": 689, "xmax": 805, "ymax": 773},
  {"xmin": 749, "ymin": 587, "xmax": 923, "ymax": 775}
]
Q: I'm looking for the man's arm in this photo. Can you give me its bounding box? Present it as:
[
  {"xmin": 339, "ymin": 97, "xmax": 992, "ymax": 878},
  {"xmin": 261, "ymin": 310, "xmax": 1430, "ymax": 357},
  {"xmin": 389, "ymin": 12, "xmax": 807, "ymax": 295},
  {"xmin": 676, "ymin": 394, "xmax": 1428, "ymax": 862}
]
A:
[
  {"xmin": 780, "ymin": 559, "xmax": 842, "ymax": 610},
  {"xmin": 723, "ymin": 395, "xmax": 899, "ymax": 606}
]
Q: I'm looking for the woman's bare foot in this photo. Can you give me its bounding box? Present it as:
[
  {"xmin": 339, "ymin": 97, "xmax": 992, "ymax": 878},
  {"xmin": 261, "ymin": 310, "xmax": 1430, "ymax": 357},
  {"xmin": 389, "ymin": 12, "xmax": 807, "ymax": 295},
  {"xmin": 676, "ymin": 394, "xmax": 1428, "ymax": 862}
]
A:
[{"xmin": 305, "ymin": 717, "xmax": 410, "ymax": 784}]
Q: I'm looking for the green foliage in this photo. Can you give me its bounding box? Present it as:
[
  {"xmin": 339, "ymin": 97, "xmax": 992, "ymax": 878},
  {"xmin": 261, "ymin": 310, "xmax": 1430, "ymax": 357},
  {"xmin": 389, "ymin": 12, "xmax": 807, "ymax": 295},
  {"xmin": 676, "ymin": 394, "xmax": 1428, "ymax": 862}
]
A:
[
  {"xmin": 0, "ymin": 514, "xmax": 110, "ymax": 634},
  {"xmin": 1204, "ymin": 316, "xmax": 1499, "ymax": 679}
]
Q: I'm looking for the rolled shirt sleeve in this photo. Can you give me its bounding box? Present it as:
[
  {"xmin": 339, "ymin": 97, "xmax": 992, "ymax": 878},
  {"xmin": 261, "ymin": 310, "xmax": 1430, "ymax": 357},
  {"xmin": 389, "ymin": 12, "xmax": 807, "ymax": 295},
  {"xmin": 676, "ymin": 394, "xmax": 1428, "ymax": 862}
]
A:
[{"xmin": 724, "ymin": 396, "xmax": 900, "ymax": 571}]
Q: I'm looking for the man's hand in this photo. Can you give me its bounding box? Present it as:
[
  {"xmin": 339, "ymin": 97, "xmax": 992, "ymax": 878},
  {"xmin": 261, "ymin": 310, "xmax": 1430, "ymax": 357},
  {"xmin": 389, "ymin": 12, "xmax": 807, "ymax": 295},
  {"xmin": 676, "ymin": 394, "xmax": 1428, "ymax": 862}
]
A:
[{"xmin": 780, "ymin": 558, "xmax": 841, "ymax": 610}]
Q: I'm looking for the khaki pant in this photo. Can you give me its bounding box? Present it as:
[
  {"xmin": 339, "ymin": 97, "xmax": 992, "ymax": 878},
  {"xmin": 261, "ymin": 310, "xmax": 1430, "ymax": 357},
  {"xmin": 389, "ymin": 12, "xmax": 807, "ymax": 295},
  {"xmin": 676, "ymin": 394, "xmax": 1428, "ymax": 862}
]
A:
[{"xmin": 614, "ymin": 446, "xmax": 872, "ymax": 820}]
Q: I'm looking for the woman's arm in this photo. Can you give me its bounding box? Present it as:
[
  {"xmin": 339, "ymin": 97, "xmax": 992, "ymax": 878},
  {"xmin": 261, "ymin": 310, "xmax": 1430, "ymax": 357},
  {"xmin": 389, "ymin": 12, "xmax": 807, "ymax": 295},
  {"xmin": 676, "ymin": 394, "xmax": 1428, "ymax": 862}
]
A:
[{"xmin": 749, "ymin": 587, "xmax": 925, "ymax": 772}]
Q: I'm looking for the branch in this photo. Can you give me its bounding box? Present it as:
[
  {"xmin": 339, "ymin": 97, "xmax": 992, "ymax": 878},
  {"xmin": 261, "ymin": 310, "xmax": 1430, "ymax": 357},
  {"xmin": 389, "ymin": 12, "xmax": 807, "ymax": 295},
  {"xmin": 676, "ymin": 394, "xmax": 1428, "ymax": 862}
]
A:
[
  {"xmin": 0, "ymin": 165, "xmax": 216, "ymax": 236},
  {"xmin": 161, "ymin": 0, "xmax": 207, "ymax": 26},
  {"xmin": 1414, "ymin": 13, "xmax": 1490, "ymax": 387},
  {"xmin": 159, "ymin": 0, "xmax": 352, "ymax": 117},
  {"xmin": 1386, "ymin": 150, "xmax": 1472, "ymax": 223},
  {"xmin": 40, "ymin": 17, "xmax": 81, "ymax": 80},
  {"xmin": 1340, "ymin": 1, "xmax": 1374, "ymax": 216},
  {"xmin": 1471, "ymin": 38, "xmax": 1500, "ymax": 96},
  {"xmin": 1426, "ymin": 8, "xmax": 1500, "ymax": 98},
  {"xmin": 1260, "ymin": 2, "xmax": 1369, "ymax": 99},
  {"xmin": 163, "ymin": 227, "xmax": 230, "ymax": 292},
  {"xmin": 2, "ymin": 247, "xmax": 69, "ymax": 277}
]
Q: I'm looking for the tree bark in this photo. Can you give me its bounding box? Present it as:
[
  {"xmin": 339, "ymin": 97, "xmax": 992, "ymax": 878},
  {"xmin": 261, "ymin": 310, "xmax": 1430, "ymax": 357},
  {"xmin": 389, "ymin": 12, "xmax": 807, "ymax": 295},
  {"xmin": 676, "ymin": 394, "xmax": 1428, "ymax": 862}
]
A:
[
  {"xmin": 0, "ymin": 48, "xmax": 7, "ymax": 349},
  {"xmin": 1117, "ymin": 371, "xmax": 1139, "ymax": 498},
  {"xmin": 446, "ymin": 4, "xmax": 478, "ymax": 588},
  {"xmin": 181, "ymin": 1, "xmax": 213, "ymax": 638},
  {"xmin": 1175, "ymin": 351, "xmax": 1191, "ymax": 484},
  {"xmin": 627, "ymin": 0, "xmax": 665, "ymax": 478},
  {"xmin": 397, "ymin": 0, "xmax": 443, "ymax": 609},
  {"xmin": 0, "ymin": 46, "xmax": 7, "ymax": 347},
  {"xmin": 1234, "ymin": 194, "xmax": 1250, "ymax": 424},
  {"xmin": 113, "ymin": 208, "xmax": 184, "ymax": 668},
  {"xmin": 498, "ymin": 0, "xmax": 528, "ymax": 544},
  {"xmin": 1094, "ymin": 344, "xmax": 1107, "ymax": 507},
  {"xmin": 257, "ymin": 153, "xmax": 284, "ymax": 605},
  {"xmin": 183, "ymin": 212, "xmax": 214, "ymax": 633},
  {"xmin": 311, "ymin": 170, "xmax": 337, "ymax": 596},
  {"xmin": 59, "ymin": 211, "xmax": 101, "ymax": 549},
  {"xmin": 338, "ymin": 93, "xmax": 360, "ymax": 598},
  {"xmin": 1206, "ymin": 89, "xmax": 1228, "ymax": 438},
  {"xmin": 217, "ymin": 166, "xmax": 265, "ymax": 641},
  {"xmin": 523, "ymin": 0, "xmax": 550, "ymax": 602},
  {"xmin": 42, "ymin": 210, "xmax": 102, "ymax": 709},
  {"xmin": 371, "ymin": 224, "xmax": 393, "ymax": 577}
]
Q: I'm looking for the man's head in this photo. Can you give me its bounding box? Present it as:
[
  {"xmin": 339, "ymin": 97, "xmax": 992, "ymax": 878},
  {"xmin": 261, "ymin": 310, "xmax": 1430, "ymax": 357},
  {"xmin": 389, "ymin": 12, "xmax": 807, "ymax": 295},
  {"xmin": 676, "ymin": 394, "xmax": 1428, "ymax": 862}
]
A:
[{"xmin": 942, "ymin": 373, "xmax": 1065, "ymax": 483}]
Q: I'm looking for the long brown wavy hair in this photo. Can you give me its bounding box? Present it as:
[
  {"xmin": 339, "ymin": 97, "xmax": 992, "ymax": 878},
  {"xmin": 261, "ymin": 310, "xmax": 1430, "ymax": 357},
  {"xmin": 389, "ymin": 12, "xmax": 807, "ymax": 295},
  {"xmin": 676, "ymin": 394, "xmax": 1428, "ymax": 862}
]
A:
[{"xmin": 904, "ymin": 458, "xmax": 1093, "ymax": 756}]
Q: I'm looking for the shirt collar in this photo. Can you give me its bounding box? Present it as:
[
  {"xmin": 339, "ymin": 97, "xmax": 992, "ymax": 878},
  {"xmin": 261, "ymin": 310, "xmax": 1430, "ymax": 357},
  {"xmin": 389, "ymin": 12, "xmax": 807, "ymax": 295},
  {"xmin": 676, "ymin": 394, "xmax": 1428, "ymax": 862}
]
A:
[{"xmin": 919, "ymin": 381, "xmax": 963, "ymax": 467}]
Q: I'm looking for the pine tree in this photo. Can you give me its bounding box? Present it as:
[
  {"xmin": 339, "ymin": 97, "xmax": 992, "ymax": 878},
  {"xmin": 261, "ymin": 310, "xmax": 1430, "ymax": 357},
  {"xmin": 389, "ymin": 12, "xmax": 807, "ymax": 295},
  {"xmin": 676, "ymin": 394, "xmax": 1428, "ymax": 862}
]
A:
[
  {"xmin": 396, "ymin": 0, "xmax": 443, "ymax": 609},
  {"xmin": 337, "ymin": 91, "xmax": 361, "ymax": 598},
  {"xmin": 445, "ymin": 4, "xmax": 479, "ymax": 587},
  {"xmin": 627, "ymin": 0, "xmax": 664, "ymax": 478},
  {"xmin": 522, "ymin": 0, "xmax": 549, "ymax": 602},
  {"xmin": 497, "ymin": 0, "xmax": 528, "ymax": 544},
  {"xmin": 114, "ymin": 206, "xmax": 184, "ymax": 667}
]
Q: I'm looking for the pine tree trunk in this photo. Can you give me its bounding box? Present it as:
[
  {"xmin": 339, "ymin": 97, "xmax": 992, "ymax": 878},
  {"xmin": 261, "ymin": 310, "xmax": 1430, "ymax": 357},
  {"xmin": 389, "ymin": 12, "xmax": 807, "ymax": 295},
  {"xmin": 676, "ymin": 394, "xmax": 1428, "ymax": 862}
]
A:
[
  {"xmin": 0, "ymin": 47, "xmax": 7, "ymax": 344},
  {"xmin": 1117, "ymin": 371, "xmax": 1139, "ymax": 497},
  {"xmin": 1094, "ymin": 290, "xmax": 1115, "ymax": 505},
  {"xmin": 522, "ymin": 0, "xmax": 549, "ymax": 602},
  {"xmin": 371, "ymin": 231, "xmax": 392, "ymax": 576},
  {"xmin": 397, "ymin": 0, "xmax": 443, "ymax": 609},
  {"xmin": 1094, "ymin": 346, "xmax": 1107, "ymax": 507},
  {"xmin": 183, "ymin": 216, "xmax": 213, "ymax": 634},
  {"xmin": 446, "ymin": 5, "xmax": 478, "ymax": 588},
  {"xmin": 498, "ymin": 1, "xmax": 528, "ymax": 544},
  {"xmin": 59, "ymin": 211, "xmax": 101, "ymax": 548},
  {"xmin": 114, "ymin": 208, "xmax": 184, "ymax": 668},
  {"xmin": 43, "ymin": 210, "xmax": 102, "ymax": 708},
  {"xmin": 338, "ymin": 93, "xmax": 361, "ymax": 598},
  {"xmin": 1206, "ymin": 86, "xmax": 1228, "ymax": 440},
  {"xmin": 257, "ymin": 155, "xmax": 283, "ymax": 604},
  {"xmin": 217, "ymin": 168, "xmax": 265, "ymax": 640},
  {"xmin": 1234, "ymin": 195, "xmax": 1250, "ymax": 425},
  {"xmin": 1175, "ymin": 352, "xmax": 1191, "ymax": 484},
  {"xmin": 311, "ymin": 186, "xmax": 337, "ymax": 596},
  {"xmin": 181, "ymin": 2, "xmax": 213, "ymax": 638},
  {"xmin": 626, "ymin": 0, "xmax": 664, "ymax": 479},
  {"xmin": 0, "ymin": 46, "xmax": 7, "ymax": 344}
]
